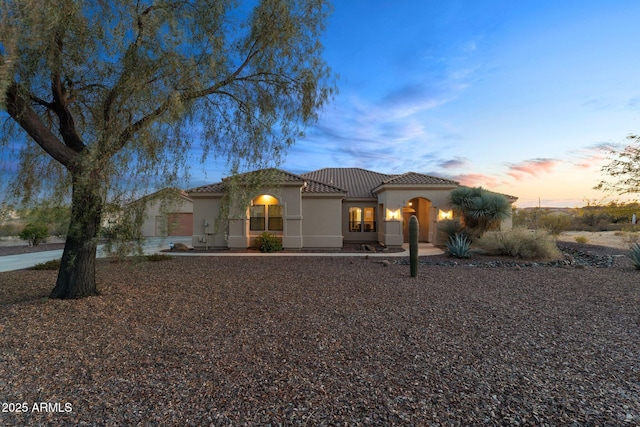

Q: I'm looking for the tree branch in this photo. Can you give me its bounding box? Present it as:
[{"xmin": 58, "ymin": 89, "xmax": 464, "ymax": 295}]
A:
[
  {"xmin": 5, "ymin": 83, "xmax": 78, "ymax": 169},
  {"xmin": 50, "ymin": 33, "xmax": 85, "ymax": 152}
]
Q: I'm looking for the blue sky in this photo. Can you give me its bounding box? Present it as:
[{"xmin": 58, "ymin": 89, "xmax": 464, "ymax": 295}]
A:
[
  {"xmin": 3, "ymin": 1, "xmax": 639, "ymax": 208},
  {"xmin": 194, "ymin": 0, "xmax": 640, "ymax": 207}
]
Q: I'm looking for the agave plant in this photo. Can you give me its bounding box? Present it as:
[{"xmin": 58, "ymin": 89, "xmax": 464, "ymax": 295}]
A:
[
  {"xmin": 446, "ymin": 233, "xmax": 471, "ymax": 258},
  {"xmin": 629, "ymin": 242, "xmax": 640, "ymax": 270}
]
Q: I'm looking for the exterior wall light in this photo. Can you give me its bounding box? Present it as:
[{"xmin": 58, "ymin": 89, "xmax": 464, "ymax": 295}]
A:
[
  {"xmin": 386, "ymin": 208, "xmax": 401, "ymax": 220},
  {"xmin": 438, "ymin": 209, "xmax": 453, "ymax": 220}
]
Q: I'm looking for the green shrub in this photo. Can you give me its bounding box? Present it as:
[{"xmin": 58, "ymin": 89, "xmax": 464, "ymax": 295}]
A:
[
  {"xmin": 19, "ymin": 223, "xmax": 49, "ymax": 246},
  {"xmin": 30, "ymin": 258, "xmax": 61, "ymax": 270},
  {"xmin": 574, "ymin": 235, "xmax": 589, "ymax": 244},
  {"xmin": 476, "ymin": 228, "xmax": 561, "ymax": 260},
  {"xmin": 446, "ymin": 233, "xmax": 471, "ymax": 258},
  {"xmin": 438, "ymin": 218, "xmax": 464, "ymax": 240},
  {"xmin": 254, "ymin": 232, "xmax": 283, "ymax": 252},
  {"xmin": 630, "ymin": 243, "xmax": 640, "ymax": 270}
]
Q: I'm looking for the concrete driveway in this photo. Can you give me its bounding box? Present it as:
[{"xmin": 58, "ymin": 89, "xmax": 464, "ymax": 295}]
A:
[{"xmin": 0, "ymin": 237, "xmax": 192, "ymax": 273}]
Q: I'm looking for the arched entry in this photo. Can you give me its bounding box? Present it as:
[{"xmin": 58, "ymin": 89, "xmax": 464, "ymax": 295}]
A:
[{"xmin": 402, "ymin": 197, "xmax": 432, "ymax": 242}]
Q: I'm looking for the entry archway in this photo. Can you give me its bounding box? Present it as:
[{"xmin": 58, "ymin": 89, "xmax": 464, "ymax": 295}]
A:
[{"xmin": 402, "ymin": 197, "xmax": 432, "ymax": 242}]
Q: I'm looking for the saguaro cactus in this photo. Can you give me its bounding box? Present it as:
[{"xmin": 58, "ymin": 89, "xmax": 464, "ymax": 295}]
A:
[{"xmin": 409, "ymin": 215, "xmax": 419, "ymax": 277}]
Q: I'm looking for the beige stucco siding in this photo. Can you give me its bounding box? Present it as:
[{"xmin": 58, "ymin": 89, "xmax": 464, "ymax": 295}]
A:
[
  {"xmin": 191, "ymin": 195, "xmax": 226, "ymax": 248},
  {"xmin": 140, "ymin": 196, "xmax": 193, "ymax": 237},
  {"xmin": 301, "ymin": 197, "xmax": 343, "ymax": 248}
]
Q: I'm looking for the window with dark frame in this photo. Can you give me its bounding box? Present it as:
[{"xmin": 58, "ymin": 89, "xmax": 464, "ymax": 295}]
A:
[
  {"xmin": 349, "ymin": 206, "xmax": 376, "ymax": 232},
  {"xmin": 250, "ymin": 203, "xmax": 284, "ymax": 232}
]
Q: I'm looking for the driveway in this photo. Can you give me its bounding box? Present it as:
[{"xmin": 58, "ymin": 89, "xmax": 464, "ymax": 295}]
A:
[{"xmin": 0, "ymin": 237, "xmax": 192, "ymax": 272}]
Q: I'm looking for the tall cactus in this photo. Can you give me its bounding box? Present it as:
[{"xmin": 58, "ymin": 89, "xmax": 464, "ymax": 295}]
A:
[{"xmin": 409, "ymin": 215, "xmax": 419, "ymax": 277}]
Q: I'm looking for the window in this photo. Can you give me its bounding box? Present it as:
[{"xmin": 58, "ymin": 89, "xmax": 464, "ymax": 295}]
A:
[
  {"xmin": 349, "ymin": 207, "xmax": 376, "ymax": 232},
  {"xmin": 268, "ymin": 205, "xmax": 283, "ymax": 231},
  {"xmin": 250, "ymin": 205, "xmax": 265, "ymax": 231},
  {"xmin": 250, "ymin": 197, "xmax": 283, "ymax": 232}
]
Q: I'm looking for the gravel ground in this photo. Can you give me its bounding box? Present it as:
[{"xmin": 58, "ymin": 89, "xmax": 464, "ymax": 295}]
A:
[{"xmin": 0, "ymin": 247, "xmax": 639, "ymax": 426}]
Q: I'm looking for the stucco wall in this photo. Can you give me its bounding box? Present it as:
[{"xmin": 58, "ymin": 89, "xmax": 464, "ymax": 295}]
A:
[
  {"xmin": 191, "ymin": 196, "xmax": 226, "ymax": 248},
  {"xmin": 141, "ymin": 196, "xmax": 193, "ymax": 237},
  {"xmin": 301, "ymin": 197, "xmax": 343, "ymax": 248}
]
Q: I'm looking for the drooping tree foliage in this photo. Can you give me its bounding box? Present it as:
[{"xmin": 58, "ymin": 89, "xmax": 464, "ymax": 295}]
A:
[
  {"xmin": 596, "ymin": 135, "xmax": 640, "ymax": 196},
  {"xmin": 0, "ymin": 0, "xmax": 335, "ymax": 298},
  {"xmin": 449, "ymin": 186, "xmax": 511, "ymax": 240}
]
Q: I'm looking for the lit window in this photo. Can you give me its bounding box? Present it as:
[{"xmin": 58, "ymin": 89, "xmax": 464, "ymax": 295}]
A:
[
  {"xmin": 268, "ymin": 205, "xmax": 283, "ymax": 231},
  {"xmin": 349, "ymin": 207, "xmax": 376, "ymax": 232},
  {"xmin": 250, "ymin": 196, "xmax": 283, "ymax": 232},
  {"xmin": 250, "ymin": 205, "xmax": 266, "ymax": 231},
  {"xmin": 363, "ymin": 207, "xmax": 376, "ymax": 232}
]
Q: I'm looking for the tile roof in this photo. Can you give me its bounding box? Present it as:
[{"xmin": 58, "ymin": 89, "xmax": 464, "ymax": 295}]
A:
[
  {"xmin": 301, "ymin": 168, "xmax": 391, "ymax": 198},
  {"xmin": 382, "ymin": 172, "xmax": 459, "ymax": 186},
  {"xmin": 189, "ymin": 167, "xmax": 463, "ymax": 198},
  {"xmin": 188, "ymin": 168, "xmax": 345, "ymax": 195},
  {"xmin": 301, "ymin": 168, "xmax": 458, "ymax": 198},
  {"xmin": 188, "ymin": 182, "xmax": 227, "ymax": 194}
]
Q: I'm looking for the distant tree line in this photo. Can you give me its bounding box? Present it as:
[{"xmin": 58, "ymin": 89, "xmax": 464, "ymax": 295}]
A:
[{"xmin": 513, "ymin": 201, "xmax": 640, "ymax": 233}]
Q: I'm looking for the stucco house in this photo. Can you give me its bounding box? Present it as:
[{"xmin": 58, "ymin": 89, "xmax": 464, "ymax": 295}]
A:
[
  {"xmin": 135, "ymin": 188, "xmax": 194, "ymax": 237},
  {"xmin": 188, "ymin": 167, "xmax": 517, "ymax": 250}
]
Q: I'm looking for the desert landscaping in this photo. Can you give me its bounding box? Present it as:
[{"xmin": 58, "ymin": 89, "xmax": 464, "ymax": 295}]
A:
[{"xmin": 1, "ymin": 239, "xmax": 638, "ymax": 426}]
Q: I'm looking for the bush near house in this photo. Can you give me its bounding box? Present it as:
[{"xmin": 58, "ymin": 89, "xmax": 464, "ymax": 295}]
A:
[
  {"xmin": 19, "ymin": 223, "xmax": 49, "ymax": 246},
  {"xmin": 254, "ymin": 232, "xmax": 283, "ymax": 252}
]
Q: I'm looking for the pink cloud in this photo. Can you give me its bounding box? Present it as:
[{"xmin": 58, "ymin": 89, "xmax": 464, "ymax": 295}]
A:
[
  {"xmin": 570, "ymin": 144, "xmax": 611, "ymax": 169},
  {"xmin": 454, "ymin": 173, "xmax": 500, "ymax": 188},
  {"xmin": 506, "ymin": 158, "xmax": 559, "ymax": 181}
]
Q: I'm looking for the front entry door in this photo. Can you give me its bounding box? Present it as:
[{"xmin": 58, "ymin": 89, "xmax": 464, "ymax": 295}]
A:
[{"xmin": 402, "ymin": 209, "xmax": 415, "ymax": 242}]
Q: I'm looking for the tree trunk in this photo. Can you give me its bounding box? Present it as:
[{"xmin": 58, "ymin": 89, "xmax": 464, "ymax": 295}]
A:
[{"xmin": 49, "ymin": 173, "xmax": 103, "ymax": 299}]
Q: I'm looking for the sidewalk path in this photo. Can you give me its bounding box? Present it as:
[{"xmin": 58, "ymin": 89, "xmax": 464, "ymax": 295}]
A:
[
  {"xmin": 168, "ymin": 243, "xmax": 443, "ymax": 257},
  {"xmin": 0, "ymin": 239, "xmax": 443, "ymax": 272}
]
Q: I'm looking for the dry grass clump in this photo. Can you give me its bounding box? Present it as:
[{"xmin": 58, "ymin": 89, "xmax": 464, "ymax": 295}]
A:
[
  {"xmin": 476, "ymin": 227, "xmax": 561, "ymax": 260},
  {"xmin": 574, "ymin": 235, "xmax": 589, "ymax": 244}
]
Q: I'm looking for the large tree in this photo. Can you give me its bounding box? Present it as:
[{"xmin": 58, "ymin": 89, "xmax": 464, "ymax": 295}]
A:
[
  {"xmin": 0, "ymin": 0, "xmax": 335, "ymax": 298},
  {"xmin": 596, "ymin": 135, "xmax": 640, "ymax": 196}
]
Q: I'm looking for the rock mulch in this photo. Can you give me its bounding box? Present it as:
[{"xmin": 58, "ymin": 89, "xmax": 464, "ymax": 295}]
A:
[
  {"xmin": 400, "ymin": 243, "xmax": 630, "ymax": 269},
  {"xmin": 0, "ymin": 249, "xmax": 638, "ymax": 426}
]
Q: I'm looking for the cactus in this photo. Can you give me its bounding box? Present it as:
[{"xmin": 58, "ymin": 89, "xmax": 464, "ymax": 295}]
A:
[{"xmin": 409, "ymin": 215, "xmax": 419, "ymax": 277}]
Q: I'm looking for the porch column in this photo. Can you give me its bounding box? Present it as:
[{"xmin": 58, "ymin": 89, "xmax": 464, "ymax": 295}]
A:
[
  {"xmin": 382, "ymin": 206, "xmax": 404, "ymax": 247},
  {"xmin": 282, "ymin": 214, "xmax": 303, "ymax": 249},
  {"xmin": 227, "ymin": 217, "xmax": 249, "ymax": 249}
]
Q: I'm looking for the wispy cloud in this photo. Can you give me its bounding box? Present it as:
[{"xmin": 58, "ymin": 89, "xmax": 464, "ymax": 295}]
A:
[
  {"xmin": 438, "ymin": 157, "xmax": 469, "ymax": 169},
  {"xmin": 568, "ymin": 143, "xmax": 615, "ymax": 169},
  {"xmin": 453, "ymin": 172, "xmax": 501, "ymax": 188},
  {"xmin": 505, "ymin": 158, "xmax": 559, "ymax": 181}
]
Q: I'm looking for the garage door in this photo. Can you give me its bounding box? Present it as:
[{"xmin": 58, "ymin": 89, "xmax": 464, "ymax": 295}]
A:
[{"xmin": 167, "ymin": 213, "xmax": 193, "ymax": 236}]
